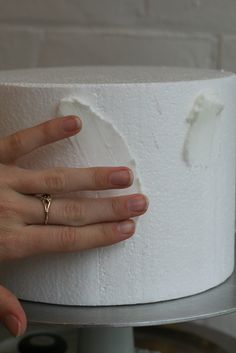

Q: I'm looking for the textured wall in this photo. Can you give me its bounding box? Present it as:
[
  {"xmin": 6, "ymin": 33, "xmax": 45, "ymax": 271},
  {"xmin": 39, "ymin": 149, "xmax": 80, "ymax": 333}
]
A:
[
  {"xmin": 1, "ymin": 0, "xmax": 235, "ymax": 70},
  {"xmin": 0, "ymin": 0, "xmax": 236, "ymax": 338}
]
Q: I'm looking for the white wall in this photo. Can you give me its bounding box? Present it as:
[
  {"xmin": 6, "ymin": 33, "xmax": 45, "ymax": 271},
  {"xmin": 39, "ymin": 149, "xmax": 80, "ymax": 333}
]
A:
[
  {"xmin": 0, "ymin": 0, "xmax": 235, "ymax": 338},
  {"xmin": 0, "ymin": 0, "xmax": 233, "ymax": 70},
  {"xmin": 1, "ymin": 0, "xmax": 236, "ymax": 71}
]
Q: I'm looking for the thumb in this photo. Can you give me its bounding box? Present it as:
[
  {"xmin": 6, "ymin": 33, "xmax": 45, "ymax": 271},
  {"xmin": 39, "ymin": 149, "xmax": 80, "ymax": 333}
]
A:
[{"xmin": 0, "ymin": 285, "xmax": 27, "ymax": 336}]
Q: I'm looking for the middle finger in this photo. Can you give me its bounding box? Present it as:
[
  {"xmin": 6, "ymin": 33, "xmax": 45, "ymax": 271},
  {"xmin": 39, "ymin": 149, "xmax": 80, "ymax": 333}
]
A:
[{"xmin": 10, "ymin": 166, "xmax": 133, "ymax": 195}]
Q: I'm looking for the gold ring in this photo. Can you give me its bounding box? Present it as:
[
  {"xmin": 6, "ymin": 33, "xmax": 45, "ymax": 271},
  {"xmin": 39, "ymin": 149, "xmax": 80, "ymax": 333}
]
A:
[{"xmin": 37, "ymin": 193, "xmax": 52, "ymax": 225}]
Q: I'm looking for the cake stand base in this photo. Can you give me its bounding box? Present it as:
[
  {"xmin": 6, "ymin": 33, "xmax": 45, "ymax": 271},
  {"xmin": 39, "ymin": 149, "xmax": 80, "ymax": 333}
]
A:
[
  {"xmin": 16, "ymin": 269, "xmax": 236, "ymax": 352},
  {"xmin": 76, "ymin": 327, "xmax": 134, "ymax": 353},
  {"xmin": 1, "ymin": 324, "xmax": 235, "ymax": 353},
  {"xmin": 21, "ymin": 269, "xmax": 236, "ymax": 327}
]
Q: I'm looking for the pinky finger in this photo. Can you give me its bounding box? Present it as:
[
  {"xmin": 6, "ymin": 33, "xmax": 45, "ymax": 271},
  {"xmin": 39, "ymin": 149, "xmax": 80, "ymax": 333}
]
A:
[{"xmin": 21, "ymin": 220, "xmax": 136, "ymax": 255}]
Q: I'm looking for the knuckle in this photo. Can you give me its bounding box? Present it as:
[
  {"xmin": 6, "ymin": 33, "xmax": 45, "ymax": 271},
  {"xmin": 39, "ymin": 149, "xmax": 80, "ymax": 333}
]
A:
[
  {"xmin": 63, "ymin": 201, "xmax": 85, "ymax": 226},
  {"xmin": 44, "ymin": 168, "xmax": 67, "ymax": 193},
  {"xmin": 0, "ymin": 200, "xmax": 18, "ymax": 221},
  {"xmin": 41, "ymin": 120, "xmax": 54, "ymax": 143},
  {"xmin": 91, "ymin": 167, "xmax": 107, "ymax": 189},
  {"xmin": 111, "ymin": 197, "xmax": 122, "ymax": 216},
  {"xmin": 8, "ymin": 133, "xmax": 24, "ymax": 158},
  {"xmin": 100, "ymin": 223, "xmax": 116, "ymax": 245},
  {"xmin": 59, "ymin": 226, "xmax": 78, "ymax": 251},
  {"xmin": 0, "ymin": 201, "xmax": 10, "ymax": 215}
]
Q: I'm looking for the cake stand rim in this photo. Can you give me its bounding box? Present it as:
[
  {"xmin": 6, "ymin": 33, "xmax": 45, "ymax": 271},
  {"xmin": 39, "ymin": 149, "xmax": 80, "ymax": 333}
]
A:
[{"xmin": 21, "ymin": 268, "xmax": 236, "ymax": 327}]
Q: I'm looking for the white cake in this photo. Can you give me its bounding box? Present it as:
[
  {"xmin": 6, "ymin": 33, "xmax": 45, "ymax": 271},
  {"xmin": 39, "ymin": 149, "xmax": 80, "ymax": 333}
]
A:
[{"xmin": 0, "ymin": 66, "xmax": 235, "ymax": 306}]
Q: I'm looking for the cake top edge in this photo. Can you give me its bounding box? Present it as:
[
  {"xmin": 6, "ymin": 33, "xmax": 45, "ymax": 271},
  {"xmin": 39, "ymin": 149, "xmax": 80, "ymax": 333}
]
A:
[{"xmin": 0, "ymin": 66, "xmax": 234, "ymax": 85}]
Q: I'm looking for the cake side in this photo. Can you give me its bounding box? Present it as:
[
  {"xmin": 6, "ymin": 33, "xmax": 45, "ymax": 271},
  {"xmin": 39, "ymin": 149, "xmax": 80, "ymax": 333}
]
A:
[{"xmin": 0, "ymin": 67, "xmax": 235, "ymax": 305}]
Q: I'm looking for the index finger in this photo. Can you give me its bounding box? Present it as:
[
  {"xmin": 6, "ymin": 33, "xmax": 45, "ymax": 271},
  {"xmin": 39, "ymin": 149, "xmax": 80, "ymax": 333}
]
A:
[{"xmin": 0, "ymin": 116, "xmax": 82, "ymax": 164}]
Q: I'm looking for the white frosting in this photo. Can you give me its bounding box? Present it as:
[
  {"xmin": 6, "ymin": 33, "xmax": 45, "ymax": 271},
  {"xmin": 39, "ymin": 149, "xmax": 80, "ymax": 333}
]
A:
[
  {"xmin": 0, "ymin": 66, "xmax": 235, "ymax": 306},
  {"xmin": 183, "ymin": 95, "xmax": 224, "ymax": 167},
  {"xmin": 57, "ymin": 96, "xmax": 142, "ymax": 199}
]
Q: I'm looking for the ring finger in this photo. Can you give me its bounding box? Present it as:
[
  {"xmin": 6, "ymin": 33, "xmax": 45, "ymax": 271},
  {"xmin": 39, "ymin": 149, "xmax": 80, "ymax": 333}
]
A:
[{"xmin": 21, "ymin": 193, "xmax": 149, "ymax": 226}]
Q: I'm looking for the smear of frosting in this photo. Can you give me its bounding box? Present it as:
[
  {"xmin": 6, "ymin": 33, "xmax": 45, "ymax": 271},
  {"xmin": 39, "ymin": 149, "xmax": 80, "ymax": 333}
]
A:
[
  {"xmin": 57, "ymin": 96, "xmax": 141, "ymax": 197},
  {"xmin": 183, "ymin": 95, "xmax": 224, "ymax": 167}
]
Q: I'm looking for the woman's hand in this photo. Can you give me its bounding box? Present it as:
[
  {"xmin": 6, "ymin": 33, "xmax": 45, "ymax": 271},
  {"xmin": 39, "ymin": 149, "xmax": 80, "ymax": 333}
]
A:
[{"xmin": 0, "ymin": 115, "xmax": 148, "ymax": 336}]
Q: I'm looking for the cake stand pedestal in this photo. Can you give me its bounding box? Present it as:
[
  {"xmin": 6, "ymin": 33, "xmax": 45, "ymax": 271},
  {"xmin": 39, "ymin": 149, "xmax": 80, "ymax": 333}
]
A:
[{"xmin": 19, "ymin": 269, "xmax": 236, "ymax": 353}]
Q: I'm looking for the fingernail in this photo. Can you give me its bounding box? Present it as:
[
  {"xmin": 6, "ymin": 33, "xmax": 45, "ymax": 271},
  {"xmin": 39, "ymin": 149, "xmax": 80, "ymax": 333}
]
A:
[
  {"xmin": 3, "ymin": 314, "xmax": 22, "ymax": 337},
  {"xmin": 110, "ymin": 169, "xmax": 133, "ymax": 186},
  {"xmin": 117, "ymin": 220, "xmax": 135, "ymax": 236},
  {"xmin": 62, "ymin": 116, "xmax": 81, "ymax": 132},
  {"xmin": 127, "ymin": 195, "xmax": 148, "ymax": 212}
]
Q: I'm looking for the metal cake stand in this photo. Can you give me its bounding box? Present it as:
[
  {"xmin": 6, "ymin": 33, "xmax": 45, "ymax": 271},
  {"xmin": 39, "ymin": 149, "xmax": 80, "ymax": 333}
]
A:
[
  {"xmin": 18, "ymin": 269, "xmax": 236, "ymax": 353},
  {"xmin": 22, "ymin": 270, "xmax": 236, "ymax": 327}
]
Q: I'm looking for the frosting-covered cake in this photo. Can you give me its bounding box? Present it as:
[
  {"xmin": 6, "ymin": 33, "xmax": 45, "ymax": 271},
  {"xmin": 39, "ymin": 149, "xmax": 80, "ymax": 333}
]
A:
[{"xmin": 0, "ymin": 66, "xmax": 235, "ymax": 306}]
